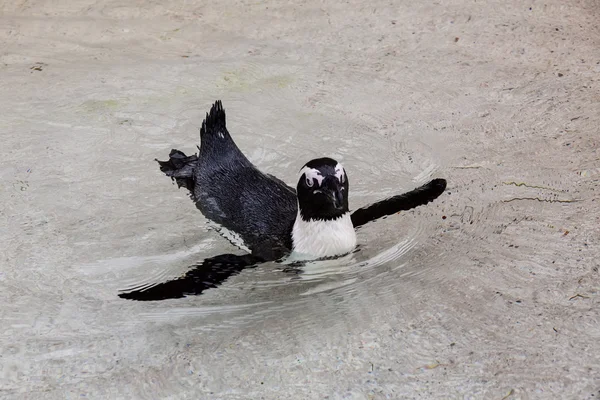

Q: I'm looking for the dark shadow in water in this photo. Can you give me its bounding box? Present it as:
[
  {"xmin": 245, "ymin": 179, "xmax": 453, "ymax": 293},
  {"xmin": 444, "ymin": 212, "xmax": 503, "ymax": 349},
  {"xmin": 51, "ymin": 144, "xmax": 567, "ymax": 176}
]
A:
[{"xmin": 118, "ymin": 254, "xmax": 264, "ymax": 301}]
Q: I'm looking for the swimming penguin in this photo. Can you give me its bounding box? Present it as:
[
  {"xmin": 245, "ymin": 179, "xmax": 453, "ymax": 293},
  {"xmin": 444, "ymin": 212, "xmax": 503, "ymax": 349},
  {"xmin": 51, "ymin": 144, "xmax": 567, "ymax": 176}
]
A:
[{"xmin": 119, "ymin": 100, "xmax": 446, "ymax": 301}]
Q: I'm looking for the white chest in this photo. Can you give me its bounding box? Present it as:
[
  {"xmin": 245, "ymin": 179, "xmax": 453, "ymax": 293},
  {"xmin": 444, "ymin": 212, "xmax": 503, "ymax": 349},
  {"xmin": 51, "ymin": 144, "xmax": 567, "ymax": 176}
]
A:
[{"xmin": 291, "ymin": 212, "xmax": 357, "ymax": 259}]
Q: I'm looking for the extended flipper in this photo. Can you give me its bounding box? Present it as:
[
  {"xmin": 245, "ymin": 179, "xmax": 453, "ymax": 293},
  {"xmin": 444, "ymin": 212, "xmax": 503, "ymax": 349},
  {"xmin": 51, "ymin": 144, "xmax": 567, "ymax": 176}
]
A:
[
  {"xmin": 350, "ymin": 178, "xmax": 447, "ymax": 228},
  {"xmin": 118, "ymin": 253, "xmax": 264, "ymax": 301}
]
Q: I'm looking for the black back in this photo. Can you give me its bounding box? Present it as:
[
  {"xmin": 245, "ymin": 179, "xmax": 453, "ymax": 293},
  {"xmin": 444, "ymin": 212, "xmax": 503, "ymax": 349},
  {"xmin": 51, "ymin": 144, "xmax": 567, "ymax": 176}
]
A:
[{"xmin": 192, "ymin": 101, "xmax": 297, "ymax": 259}]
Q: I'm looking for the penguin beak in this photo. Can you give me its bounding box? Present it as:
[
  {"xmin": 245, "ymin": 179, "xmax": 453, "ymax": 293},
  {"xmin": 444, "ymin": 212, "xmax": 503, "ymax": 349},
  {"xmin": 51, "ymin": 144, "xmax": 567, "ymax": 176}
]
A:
[
  {"xmin": 332, "ymin": 187, "xmax": 344, "ymax": 209},
  {"xmin": 322, "ymin": 175, "xmax": 345, "ymax": 210}
]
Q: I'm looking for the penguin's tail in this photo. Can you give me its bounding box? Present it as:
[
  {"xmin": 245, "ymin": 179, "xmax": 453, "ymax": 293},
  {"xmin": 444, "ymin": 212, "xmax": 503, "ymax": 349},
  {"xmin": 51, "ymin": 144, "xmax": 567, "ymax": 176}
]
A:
[
  {"xmin": 156, "ymin": 149, "xmax": 198, "ymax": 194},
  {"xmin": 200, "ymin": 100, "xmax": 228, "ymax": 140}
]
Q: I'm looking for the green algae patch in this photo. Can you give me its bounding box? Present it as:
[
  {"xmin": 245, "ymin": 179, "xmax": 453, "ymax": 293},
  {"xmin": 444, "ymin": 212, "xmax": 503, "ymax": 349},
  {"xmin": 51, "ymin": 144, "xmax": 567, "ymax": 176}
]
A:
[{"xmin": 80, "ymin": 99, "xmax": 120, "ymax": 112}]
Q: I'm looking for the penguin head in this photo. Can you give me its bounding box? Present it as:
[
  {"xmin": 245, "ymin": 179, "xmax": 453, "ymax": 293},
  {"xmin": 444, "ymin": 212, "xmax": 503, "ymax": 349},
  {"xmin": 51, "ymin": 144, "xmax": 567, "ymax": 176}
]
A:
[{"xmin": 296, "ymin": 157, "xmax": 349, "ymax": 221}]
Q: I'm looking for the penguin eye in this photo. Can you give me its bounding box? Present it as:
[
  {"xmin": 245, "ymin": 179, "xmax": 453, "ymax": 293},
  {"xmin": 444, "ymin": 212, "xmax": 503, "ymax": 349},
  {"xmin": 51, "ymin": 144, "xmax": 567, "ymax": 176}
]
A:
[{"xmin": 305, "ymin": 177, "xmax": 314, "ymax": 187}]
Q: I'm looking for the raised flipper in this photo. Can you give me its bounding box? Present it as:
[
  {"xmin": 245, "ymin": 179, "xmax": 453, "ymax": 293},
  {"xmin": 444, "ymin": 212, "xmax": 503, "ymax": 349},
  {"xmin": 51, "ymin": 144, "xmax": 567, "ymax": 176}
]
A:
[
  {"xmin": 118, "ymin": 253, "xmax": 264, "ymax": 301},
  {"xmin": 350, "ymin": 178, "xmax": 447, "ymax": 228}
]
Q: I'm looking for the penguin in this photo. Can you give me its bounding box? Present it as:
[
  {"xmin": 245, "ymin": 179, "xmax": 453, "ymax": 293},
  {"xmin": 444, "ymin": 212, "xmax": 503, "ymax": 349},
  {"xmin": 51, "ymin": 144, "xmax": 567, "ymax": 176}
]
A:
[{"xmin": 119, "ymin": 100, "xmax": 446, "ymax": 301}]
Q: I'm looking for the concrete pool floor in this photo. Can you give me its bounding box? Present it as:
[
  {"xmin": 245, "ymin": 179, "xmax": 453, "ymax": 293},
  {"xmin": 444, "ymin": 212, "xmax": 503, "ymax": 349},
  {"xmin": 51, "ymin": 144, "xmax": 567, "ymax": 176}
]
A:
[{"xmin": 1, "ymin": 0, "xmax": 599, "ymax": 398}]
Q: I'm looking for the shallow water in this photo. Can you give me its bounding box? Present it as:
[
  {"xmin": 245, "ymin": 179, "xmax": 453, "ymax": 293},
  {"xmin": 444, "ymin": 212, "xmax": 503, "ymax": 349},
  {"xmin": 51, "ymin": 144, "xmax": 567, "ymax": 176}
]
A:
[{"xmin": 1, "ymin": 0, "xmax": 599, "ymax": 399}]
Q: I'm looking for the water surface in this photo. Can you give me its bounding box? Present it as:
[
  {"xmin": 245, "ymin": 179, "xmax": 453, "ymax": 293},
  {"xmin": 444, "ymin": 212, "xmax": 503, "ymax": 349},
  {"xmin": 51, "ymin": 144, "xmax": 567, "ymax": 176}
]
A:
[{"xmin": 1, "ymin": 1, "xmax": 599, "ymax": 398}]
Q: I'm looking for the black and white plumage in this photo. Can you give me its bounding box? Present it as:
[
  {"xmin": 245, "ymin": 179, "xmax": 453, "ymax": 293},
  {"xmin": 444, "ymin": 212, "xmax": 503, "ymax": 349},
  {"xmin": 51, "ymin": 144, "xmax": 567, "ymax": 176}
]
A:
[
  {"xmin": 119, "ymin": 101, "xmax": 446, "ymax": 301},
  {"xmin": 166, "ymin": 101, "xmax": 298, "ymax": 261}
]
